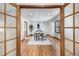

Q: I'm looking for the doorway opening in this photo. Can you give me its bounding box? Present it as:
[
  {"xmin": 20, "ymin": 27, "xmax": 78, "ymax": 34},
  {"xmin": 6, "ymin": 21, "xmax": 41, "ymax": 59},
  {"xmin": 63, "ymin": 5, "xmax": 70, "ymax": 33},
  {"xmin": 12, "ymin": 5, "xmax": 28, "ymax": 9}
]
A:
[{"xmin": 20, "ymin": 6, "xmax": 62, "ymax": 56}]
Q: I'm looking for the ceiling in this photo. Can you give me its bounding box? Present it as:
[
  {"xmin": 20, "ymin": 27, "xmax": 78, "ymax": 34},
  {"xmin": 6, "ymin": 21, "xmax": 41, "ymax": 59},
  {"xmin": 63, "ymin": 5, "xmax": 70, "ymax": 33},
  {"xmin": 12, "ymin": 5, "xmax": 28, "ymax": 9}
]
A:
[
  {"xmin": 20, "ymin": 3, "xmax": 62, "ymax": 22},
  {"xmin": 21, "ymin": 8, "xmax": 60, "ymax": 22}
]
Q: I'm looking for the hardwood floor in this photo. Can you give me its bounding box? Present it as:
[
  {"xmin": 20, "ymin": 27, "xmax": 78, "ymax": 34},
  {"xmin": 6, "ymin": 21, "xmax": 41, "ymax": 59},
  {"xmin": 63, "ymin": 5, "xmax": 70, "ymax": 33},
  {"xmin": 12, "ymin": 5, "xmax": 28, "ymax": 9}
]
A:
[
  {"xmin": 48, "ymin": 36, "xmax": 60, "ymax": 56},
  {"xmin": 27, "ymin": 45, "xmax": 55, "ymax": 56},
  {"xmin": 21, "ymin": 36, "xmax": 60, "ymax": 56}
]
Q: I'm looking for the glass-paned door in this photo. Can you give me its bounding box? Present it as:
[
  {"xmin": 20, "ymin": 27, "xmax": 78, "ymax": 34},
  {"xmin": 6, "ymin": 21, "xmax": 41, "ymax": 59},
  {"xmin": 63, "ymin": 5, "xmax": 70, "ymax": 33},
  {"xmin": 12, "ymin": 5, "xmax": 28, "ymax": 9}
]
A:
[
  {"xmin": 64, "ymin": 3, "xmax": 79, "ymax": 56},
  {"xmin": 75, "ymin": 3, "xmax": 79, "ymax": 56},
  {"xmin": 6, "ymin": 4, "xmax": 17, "ymax": 56},
  {"xmin": 0, "ymin": 3, "xmax": 17, "ymax": 56},
  {"xmin": 0, "ymin": 4, "xmax": 4, "ymax": 56},
  {"xmin": 64, "ymin": 4, "xmax": 74, "ymax": 56}
]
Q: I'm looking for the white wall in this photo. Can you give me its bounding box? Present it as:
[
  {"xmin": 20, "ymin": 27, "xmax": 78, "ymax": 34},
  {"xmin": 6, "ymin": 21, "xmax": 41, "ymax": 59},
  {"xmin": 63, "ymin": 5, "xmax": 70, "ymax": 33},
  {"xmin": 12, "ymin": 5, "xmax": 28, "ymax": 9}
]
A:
[
  {"xmin": 27, "ymin": 21, "xmax": 49, "ymax": 36},
  {"xmin": 21, "ymin": 17, "xmax": 50, "ymax": 37},
  {"xmin": 48, "ymin": 15, "xmax": 60, "ymax": 39},
  {"xmin": 27, "ymin": 20, "xmax": 31, "ymax": 36},
  {"xmin": 21, "ymin": 15, "xmax": 61, "ymax": 40},
  {"xmin": 48, "ymin": 21, "xmax": 56, "ymax": 35},
  {"xmin": 21, "ymin": 17, "xmax": 25, "ymax": 40},
  {"xmin": 26, "ymin": 14, "xmax": 61, "ymax": 39}
]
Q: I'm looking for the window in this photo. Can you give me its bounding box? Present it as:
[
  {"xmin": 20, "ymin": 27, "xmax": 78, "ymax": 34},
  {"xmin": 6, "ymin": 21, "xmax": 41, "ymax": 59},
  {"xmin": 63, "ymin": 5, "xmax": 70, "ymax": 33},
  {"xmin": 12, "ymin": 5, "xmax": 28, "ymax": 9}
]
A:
[{"xmin": 55, "ymin": 20, "xmax": 60, "ymax": 33}]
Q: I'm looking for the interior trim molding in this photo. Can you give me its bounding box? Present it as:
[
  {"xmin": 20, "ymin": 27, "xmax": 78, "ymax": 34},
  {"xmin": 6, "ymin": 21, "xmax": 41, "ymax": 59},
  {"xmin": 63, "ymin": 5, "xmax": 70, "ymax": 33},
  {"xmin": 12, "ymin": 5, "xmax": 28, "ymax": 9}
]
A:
[
  {"xmin": 6, "ymin": 48, "xmax": 16, "ymax": 55},
  {"xmin": 20, "ymin": 5, "xmax": 62, "ymax": 8},
  {"xmin": 65, "ymin": 48, "xmax": 73, "ymax": 55},
  {"xmin": 48, "ymin": 34, "xmax": 60, "ymax": 41}
]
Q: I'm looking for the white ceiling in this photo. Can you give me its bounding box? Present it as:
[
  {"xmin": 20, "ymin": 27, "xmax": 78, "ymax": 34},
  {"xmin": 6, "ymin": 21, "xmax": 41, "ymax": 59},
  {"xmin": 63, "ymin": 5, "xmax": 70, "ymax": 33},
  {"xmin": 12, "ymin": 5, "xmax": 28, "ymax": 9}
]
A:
[{"xmin": 21, "ymin": 8, "xmax": 60, "ymax": 22}]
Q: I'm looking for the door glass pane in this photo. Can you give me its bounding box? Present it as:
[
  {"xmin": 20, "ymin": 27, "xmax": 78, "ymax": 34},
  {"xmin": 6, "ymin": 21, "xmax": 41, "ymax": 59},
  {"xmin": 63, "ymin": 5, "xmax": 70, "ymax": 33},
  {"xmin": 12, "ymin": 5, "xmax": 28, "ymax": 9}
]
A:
[
  {"xmin": 75, "ymin": 29, "xmax": 79, "ymax": 56},
  {"xmin": 65, "ymin": 29, "xmax": 73, "ymax": 40},
  {"xmin": 65, "ymin": 50, "xmax": 73, "ymax": 56},
  {"xmin": 75, "ymin": 43, "xmax": 79, "ymax": 56},
  {"xmin": 6, "ymin": 4, "xmax": 16, "ymax": 16},
  {"xmin": 0, "ymin": 3, "xmax": 4, "ymax": 13},
  {"xmin": 0, "ymin": 28, "xmax": 4, "ymax": 41},
  {"xmin": 64, "ymin": 4, "xmax": 73, "ymax": 16},
  {"xmin": 6, "ymin": 39, "xmax": 16, "ymax": 53},
  {"xmin": 0, "ymin": 43, "xmax": 4, "ymax": 56},
  {"xmin": 6, "ymin": 29, "xmax": 16, "ymax": 40},
  {"xmin": 65, "ymin": 39, "xmax": 73, "ymax": 56},
  {"xmin": 75, "ymin": 3, "xmax": 79, "ymax": 12},
  {"xmin": 64, "ymin": 16, "xmax": 73, "ymax": 27},
  {"xmin": 65, "ymin": 28, "xmax": 73, "ymax": 56},
  {"xmin": 6, "ymin": 16, "xmax": 16, "ymax": 27},
  {"xmin": 75, "ymin": 29, "xmax": 79, "ymax": 43},
  {"xmin": 0, "ymin": 14, "xmax": 4, "ymax": 27},
  {"xmin": 75, "ymin": 13, "xmax": 79, "ymax": 27},
  {"xmin": 7, "ymin": 49, "xmax": 16, "ymax": 56}
]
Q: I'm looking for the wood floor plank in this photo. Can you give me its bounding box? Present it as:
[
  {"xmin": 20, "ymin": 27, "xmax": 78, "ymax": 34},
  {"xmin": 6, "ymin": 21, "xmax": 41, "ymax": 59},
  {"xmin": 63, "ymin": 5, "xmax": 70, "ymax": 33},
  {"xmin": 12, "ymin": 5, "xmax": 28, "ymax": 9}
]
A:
[
  {"xmin": 21, "ymin": 44, "xmax": 55, "ymax": 56},
  {"xmin": 21, "ymin": 37, "xmax": 56, "ymax": 56}
]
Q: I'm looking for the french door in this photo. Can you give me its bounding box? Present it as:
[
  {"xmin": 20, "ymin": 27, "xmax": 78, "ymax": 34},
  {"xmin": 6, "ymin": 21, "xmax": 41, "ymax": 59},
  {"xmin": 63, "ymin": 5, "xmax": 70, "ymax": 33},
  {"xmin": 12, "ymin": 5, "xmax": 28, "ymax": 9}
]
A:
[
  {"xmin": 64, "ymin": 3, "xmax": 79, "ymax": 56},
  {"xmin": 0, "ymin": 3, "xmax": 20, "ymax": 56}
]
